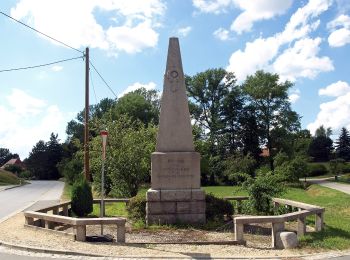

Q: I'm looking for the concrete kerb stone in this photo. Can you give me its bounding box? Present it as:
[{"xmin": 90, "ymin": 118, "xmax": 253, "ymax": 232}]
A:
[{"xmin": 1, "ymin": 238, "xmax": 350, "ymax": 259}]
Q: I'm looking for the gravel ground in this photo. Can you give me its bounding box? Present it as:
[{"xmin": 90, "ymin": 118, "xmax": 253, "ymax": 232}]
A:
[{"xmin": 0, "ymin": 213, "xmax": 331, "ymax": 258}]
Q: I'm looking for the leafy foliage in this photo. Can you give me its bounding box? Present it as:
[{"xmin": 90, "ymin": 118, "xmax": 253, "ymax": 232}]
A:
[
  {"xmin": 205, "ymin": 193, "xmax": 234, "ymax": 221},
  {"xmin": 242, "ymin": 70, "xmax": 300, "ymax": 170},
  {"xmin": 307, "ymin": 163, "xmax": 328, "ymax": 177},
  {"xmin": 308, "ymin": 135, "xmax": 333, "ymax": 162},
  {"xmin": 223, "ymin": 152, "xmax": 255, "ymax": 185},
  {"xmin": 329, "ymin": 158, "xmax": 345, "ymax": 176},
  {"xmin": 245, "ymin": 173, "xmax": 285, "ymax": 214},
  {"xmin": 90, "ymin": 116, "xmax": 156, "ymax": 197},
  {"xmin": 126, "ymin": 194, "xmax": 147, "ymax": 222},
  {"xmin": 71, "ymin": 178, "xmax": 93, "ymax": 217}
]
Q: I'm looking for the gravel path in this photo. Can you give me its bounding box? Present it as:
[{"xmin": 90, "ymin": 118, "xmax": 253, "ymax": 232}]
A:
[{"xmin": 0, "ymin": 213, "xmax": 331, "ymax": 259}]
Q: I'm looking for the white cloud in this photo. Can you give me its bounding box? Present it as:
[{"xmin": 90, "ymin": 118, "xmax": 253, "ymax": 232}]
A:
[
  {"xmin": 273, "ymin": 38, "xmax": 334, "ymax": 82},
  {"xmin": 192, "ymin": 0, "xmax": 233, "ymax": 14},
  {"xmin": 308, "ymin": 82, "xmax": 350, "ymax": 136},
  {"xmin": 289, "ymin": 89, "xmax": 300, "ymax": 103},
  {"xmin": 118, "ymin": 82, "xmax": 156, "ymax": 98},
  {"xmin": 327, "ymin": 15, "xmax": 350, "ymax": 47},
  {"xmin": 51, "ymin": 65, "xmax": 63, "ymax": 72},
  {"xmin": 319, "ymin": 81, "xmax": 350, "ymax": 97},
  {"xmin": 193, "ymin": 0, "xmax": 292, "ymax": 34},
  {"xmin": 227, "ymin": 0, "xmax": 333, "ymax": 82},
  {"xmin": 177, "ymin": 26, "xmax": 192, "ymax": 37},
  {"xmin": 230, "ymin": 0, "xmax": 292, "ymax": 34},
  {"xmin": 0, "ymin": 89, "xmax": 69, "ymax": 159},
  {"xmin": 10, "ymin": 0, "xmax": 166, "ymax": 55},
  {"xmin": 213, "ymin": 27, "xmax": 230, "ymax": 40}
]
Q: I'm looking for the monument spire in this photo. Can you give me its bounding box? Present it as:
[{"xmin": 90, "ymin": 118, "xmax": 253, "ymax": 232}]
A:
[{"xmin": 156, "ymin": 37, "xmax": 194, "ymax": 152}]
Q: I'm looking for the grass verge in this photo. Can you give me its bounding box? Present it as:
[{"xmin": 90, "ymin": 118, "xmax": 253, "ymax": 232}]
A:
[{"xmin": 0, "ymin": 169, "xmax": 22, "ymax": 185}]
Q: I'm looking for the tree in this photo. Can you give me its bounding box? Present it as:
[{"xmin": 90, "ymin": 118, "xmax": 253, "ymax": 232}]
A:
[
  {"xmin": 315, "ymin": 125, "xmax": 332, "ymax": 138},
  {"xmin": 112, "ymin": 89, "xmax": 159, "ymax": 126},
  {"xmin": 90, "ymin": 116, "xmax": 156, "ymax": 197},
  {"xmin": 308, "ymin": 129, "xmax": 333, "ymax": 162},
  {"xmin": 26, "ymin": 133, "xmax": 63, "ymax": 180},
  {"xmin": 242, "ymin": 70, "xmax": 300, "ymax": 170},
  {"xmin": 186, "ymin": 68, "xmax": 236, "ymax": 155},
  {"xmin": 335, "ymin": 127, "xmax": 350, "ymax": 161}
]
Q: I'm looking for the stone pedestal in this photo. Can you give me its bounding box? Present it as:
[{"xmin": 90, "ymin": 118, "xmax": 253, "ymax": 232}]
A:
[{"xmin": 146, "ymin": 188, "xmax": 206, "ymax": 225}]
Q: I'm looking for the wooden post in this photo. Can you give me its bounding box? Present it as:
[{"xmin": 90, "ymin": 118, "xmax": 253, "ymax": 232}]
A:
[
  {"xmin": 315, "ymin": 212, "xmax": 324, "ymax": 231},
  {"xmin": 234, "ymin": 220, "xmax": 244, "ymax": 243},
  {"xmin": 272, "ymin": 222, "xmax": 285, "ymax": 248},
  {"xmin": 84, "ymin": 47, "xmax": 90, "ymax": 181}
]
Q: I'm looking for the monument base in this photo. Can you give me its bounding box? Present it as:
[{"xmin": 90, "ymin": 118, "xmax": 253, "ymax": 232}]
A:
[{"xmin": 146, "ymin": 188, "xmax": 206, "ymax": 225}]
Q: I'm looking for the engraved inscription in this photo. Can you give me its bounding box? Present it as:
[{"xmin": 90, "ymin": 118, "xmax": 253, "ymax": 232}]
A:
[{"xmin": 159, "ymin": 159, "xmax": 192, "ymax": 178}]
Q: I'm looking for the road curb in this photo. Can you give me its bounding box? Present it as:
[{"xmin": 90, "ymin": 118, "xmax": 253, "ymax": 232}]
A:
[
  {"xmin": 3, "ymin": 185, "xmax": 21, "ymax": 191},
  {"xmin": 0, "ymin": 239, "xmax": 103, "ymax": 258},
  {"xmin": 1, "ymin": 239, "xmax": 350, "ymax": 259}
]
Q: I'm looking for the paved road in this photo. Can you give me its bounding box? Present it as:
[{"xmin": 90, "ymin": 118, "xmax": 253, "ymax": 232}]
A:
[
  {"xmin": 0, "ymin": 181, "xmax": 64, "ymax": 222},
  {"xmin": 307, "ymin": 179, "xmax": 350, "ymax": 195}
]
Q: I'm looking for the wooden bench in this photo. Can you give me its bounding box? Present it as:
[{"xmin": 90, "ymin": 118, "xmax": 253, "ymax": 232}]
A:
[{"xmin": 234, "ymin": 198, "xmax": 325, "ymax": 248}]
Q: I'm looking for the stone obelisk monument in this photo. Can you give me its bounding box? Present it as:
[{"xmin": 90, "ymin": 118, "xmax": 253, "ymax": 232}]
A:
[{"xmin": 146, "ymin": 37, "xmax": 206, "ymax": 225}]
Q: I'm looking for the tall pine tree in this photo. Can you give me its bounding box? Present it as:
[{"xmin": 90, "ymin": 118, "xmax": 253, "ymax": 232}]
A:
[{"xmin": 335, "ymin": 127, "xmax": 350, "ymax": 161}]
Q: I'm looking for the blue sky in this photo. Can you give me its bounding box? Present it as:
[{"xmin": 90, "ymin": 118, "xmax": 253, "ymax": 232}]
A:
[{"xmin": 1, "ymin": 0, "xmax": 350, "ymax": 159}]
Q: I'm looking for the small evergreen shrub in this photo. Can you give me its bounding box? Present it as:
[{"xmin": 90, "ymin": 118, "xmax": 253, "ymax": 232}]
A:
[
  {"xmin": 308, "ymin": 163, "xmax": 328, "ymax": 177},
  {"xmin": 126, "ymin": 194, "xmax": 146, "ymax": 222},
  {"xmin": 205, "ymin": 193, "xmax": 234, "ymax": 221},
  {"xmin": 342, "ymin": 163, "xmax": 350, "ymax": 174},
  {"xmin": 71, "ymin": 179, "xmax": 93, "ymax": 217}
]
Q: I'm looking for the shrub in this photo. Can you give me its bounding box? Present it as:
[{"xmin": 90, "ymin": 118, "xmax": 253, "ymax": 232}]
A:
[
  {"xmin": 342, "ymin": 163, "xmax": 350, "ymax": 174},
  {"xmin": 308, "ymin": 163, "xmax": 328, "ymax": 177},
  {"xmin": 329, "ymin": 159, "xmax": 345, "ymax": 175},
  {"xmin": 205, "ymin": 193, "xmax": 234, "ymax": 221},
  {"xmin": 71, "ymin": 179, "xmax": 93, "ymax": 217},
  {"xmin": 126, "ymin": 194, "xmax": 146, "ymax": 222},
  {"xmin": 245, "ymin": 173, "xmax": 284, "ymax": 214},
  {"xmin": 4, "ymin": 164, "xmax": 23, "ymax": 175},
  {"xmin": 57, "ymin": 157, "xmax": 83, "ymax": 185},
  {"xmin": 18, "ymin": 170, "xmax": 32, "ymax": 179},
  {"xmin": 275, "ymin": 156, "xmax": 309, "ymax": 182}
]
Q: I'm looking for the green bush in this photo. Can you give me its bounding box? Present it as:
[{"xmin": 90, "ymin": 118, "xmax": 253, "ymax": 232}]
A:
[
  {"xmin": 4, "ymin": 164, "xmax": 23, "ymax": 175},
  {"xmin": 342, "ymin": 163, "xmax": 350, "ymax": 174},
  {"xmin": 308, "ymin": 163, "xmax": 328, "ymax": 177},
  {"xmin": 205, "ymin": 193, "xmax": 234, "ymax": 221},
  {"xmin": 275, "ymin": 156, "xmax": 309, "ymax": 182},
  {"xmin": 330, "ymin": 159, "xmax": 345, "ymax": 175},
  {"xmin": 18, "ymin": 170, "xmax": 32, "ymax": 179},
  {"xmin": 71, "ymin": 179, "xmax": 93, "ymax": 217},
  {"xmin": 126, "ymin": 194, "xmax": 146, "ymax": 222},
  {"xmin": 58, "ymin": 157, "xmax": 83, "ymax": 185},
  {"xmin": 245, "ymin": 173, "xmax": 284, "ymax": 214}
]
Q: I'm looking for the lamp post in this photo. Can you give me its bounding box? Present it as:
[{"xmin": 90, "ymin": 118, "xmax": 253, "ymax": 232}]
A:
[{"xmin": 100, "ymin": 130, "xmax": 108, "ymax": 235}]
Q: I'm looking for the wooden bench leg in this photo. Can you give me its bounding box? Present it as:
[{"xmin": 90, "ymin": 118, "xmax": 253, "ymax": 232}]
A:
[
  {"xmin": 272, "ymin": 222, "xmax": 285, "ymax": 248},
  {"xmin": 53, "ymin": 208, "xmax": 58, "ymax": 215},
  {"xmin": 45, "ymin": 220, "xmax": 55, "ymax": 230},
  {"xmin": 237, "ymin": 201, "xmax": 242, "ymax": 214},
  {"xmin": 234, "ymin": 221, "xmax": 244, "ymax": 244},
  {"xmin": 117, "ymin": 224, "xmax": 126, "ymax": 243},
  {"xmin": 25, "ymin": 216, "xmax": 34, "ymax": 225},
  {"xmin": 297, "ymin": 216, "xmax": 306, "ymax": 237},
  {"xmin": 75, "ymin": 225, "xmax": 86, "ymax": 241},
  {"xmin": 315, "ymin": 212, "xmax": 324, "ymax": 231}
]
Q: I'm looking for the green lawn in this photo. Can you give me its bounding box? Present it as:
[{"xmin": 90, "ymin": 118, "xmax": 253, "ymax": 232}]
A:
[
  {"xmin": 0, "ymin": 169, "xmax": 22, "ymax": 185},
  {"xmin": 62, "ymin": 182, "xmax": 350, "ymax": 249}
]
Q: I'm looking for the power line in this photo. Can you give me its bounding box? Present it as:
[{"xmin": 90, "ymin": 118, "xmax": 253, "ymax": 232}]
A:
[
  {"xmin": 89, "ymin": 61, "xmax": 117, "ymax": 98},
  {"xmin": 0, "ymin": 56, "xmax": 83, "ymax": 73},
  {"xmin": 0, "ymin": 11, "xmax": 84, "ymax": 54},
  {"xmin": 89, "ymin": 69, "xmax": 99, "ymax": 104}
]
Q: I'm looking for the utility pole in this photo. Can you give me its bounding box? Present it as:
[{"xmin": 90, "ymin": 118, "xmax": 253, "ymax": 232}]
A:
[{"xmin": 84, "ymin": 47, "xmax": 90, "ymax": 181}]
